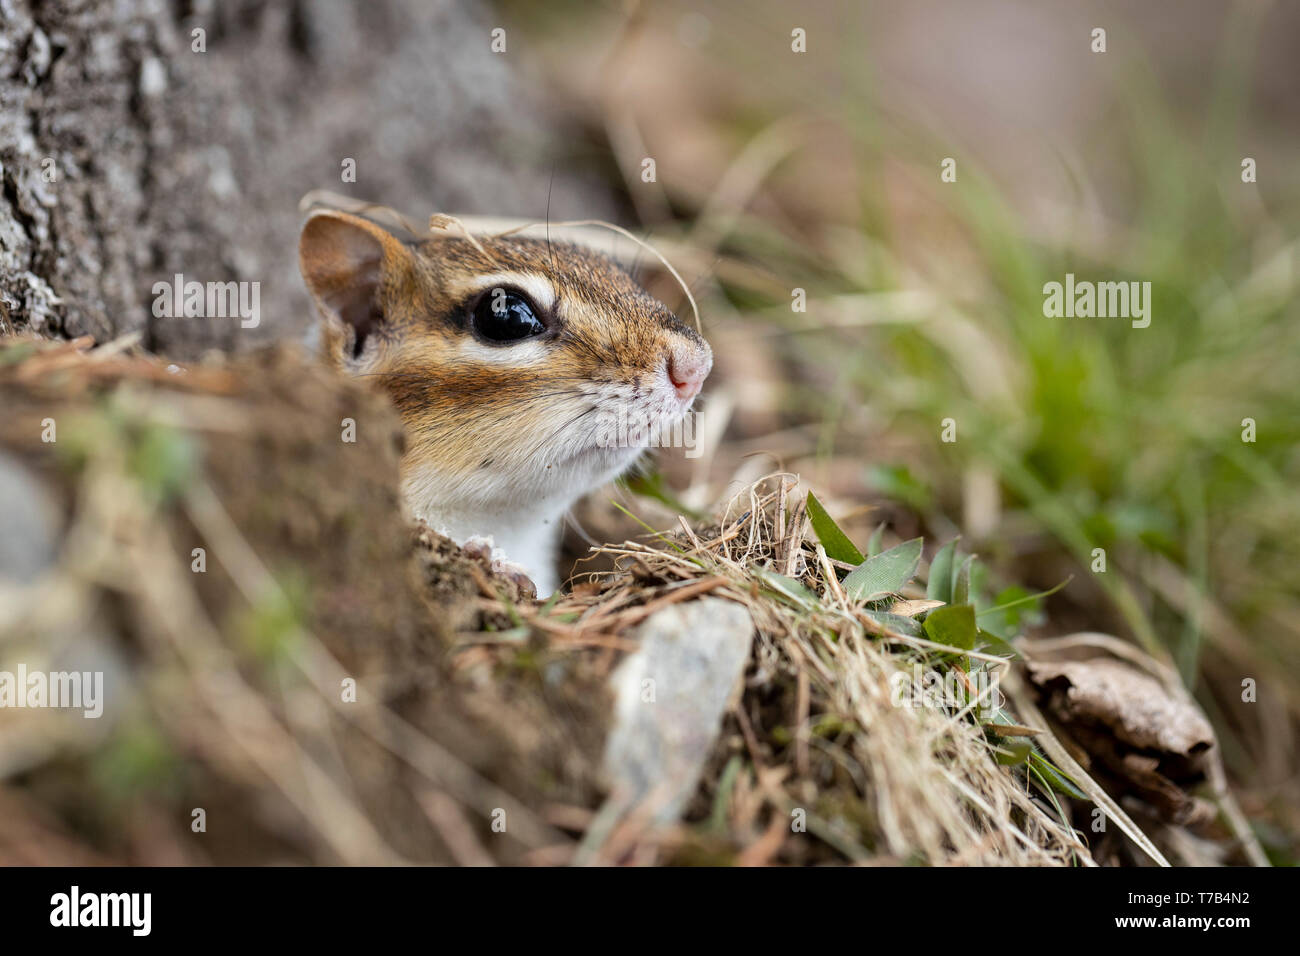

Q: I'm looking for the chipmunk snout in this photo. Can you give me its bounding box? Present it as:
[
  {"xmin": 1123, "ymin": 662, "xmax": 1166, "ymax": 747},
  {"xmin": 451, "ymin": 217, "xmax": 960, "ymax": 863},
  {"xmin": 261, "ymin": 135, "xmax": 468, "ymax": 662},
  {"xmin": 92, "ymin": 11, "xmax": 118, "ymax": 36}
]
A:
[{"xmin": 667, "ymin": 342, "xmax": 712, "ymax": 402}]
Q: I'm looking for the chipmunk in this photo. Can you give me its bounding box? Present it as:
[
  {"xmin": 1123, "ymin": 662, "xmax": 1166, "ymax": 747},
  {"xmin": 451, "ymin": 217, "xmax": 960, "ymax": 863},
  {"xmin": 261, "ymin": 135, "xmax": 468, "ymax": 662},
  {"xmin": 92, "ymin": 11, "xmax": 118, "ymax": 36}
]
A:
[{"xmin": 297, "ymin": 202, "xmax": 712, "ymax": 595}]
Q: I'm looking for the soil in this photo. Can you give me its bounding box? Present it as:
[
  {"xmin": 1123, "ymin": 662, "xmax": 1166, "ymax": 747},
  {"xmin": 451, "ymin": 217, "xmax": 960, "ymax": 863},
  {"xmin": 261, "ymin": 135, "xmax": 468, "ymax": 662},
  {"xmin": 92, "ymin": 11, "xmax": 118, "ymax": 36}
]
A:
[{"xmin": 0, "ymin": 339, "xmax": 614, "ymax": 864}]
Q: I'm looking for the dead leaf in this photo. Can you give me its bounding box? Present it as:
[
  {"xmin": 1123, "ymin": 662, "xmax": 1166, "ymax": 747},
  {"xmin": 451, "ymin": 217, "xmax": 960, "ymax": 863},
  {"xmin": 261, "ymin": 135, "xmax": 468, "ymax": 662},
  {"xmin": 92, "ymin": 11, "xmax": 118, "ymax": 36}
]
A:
[
  {"xmin": 1026, "ymin": 657, "xmax": 1216, "ymax": 826},
  {"xmin": 890, "ymin": 598, "xmax": 944, "ymax": 618}
]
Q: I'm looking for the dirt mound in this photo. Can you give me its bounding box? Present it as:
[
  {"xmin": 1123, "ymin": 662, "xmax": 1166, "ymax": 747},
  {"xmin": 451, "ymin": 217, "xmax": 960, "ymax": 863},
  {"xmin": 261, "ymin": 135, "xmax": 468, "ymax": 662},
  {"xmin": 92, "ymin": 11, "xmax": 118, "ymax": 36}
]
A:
[{"xmin": 0, "ymin": 337, "xmax": 609, "ymax": 864}]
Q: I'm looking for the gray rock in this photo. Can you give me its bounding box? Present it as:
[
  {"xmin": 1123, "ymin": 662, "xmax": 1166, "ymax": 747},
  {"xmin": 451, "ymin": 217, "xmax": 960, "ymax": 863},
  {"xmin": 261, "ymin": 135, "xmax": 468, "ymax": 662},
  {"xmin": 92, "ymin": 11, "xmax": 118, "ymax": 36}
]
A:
[
  {"xmin": 0, "ymin": 449, "xmax": 59, "ymax": 584},
  {"xmin": 597, "ymin": 597, "xmax": 754, "ymax": 832}
]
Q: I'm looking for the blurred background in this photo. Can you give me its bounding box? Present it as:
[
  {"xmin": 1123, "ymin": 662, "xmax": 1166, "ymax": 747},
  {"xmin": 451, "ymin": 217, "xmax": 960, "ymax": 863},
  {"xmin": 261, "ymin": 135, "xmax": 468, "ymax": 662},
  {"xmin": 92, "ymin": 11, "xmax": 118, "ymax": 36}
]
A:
[
  {"xmin": 495, "ymin": 0, "xmax": 1300, "ymax": 860},
  {"xmin": 2, "ymin": 0, "xmax": 1297, "ymax": 862}
]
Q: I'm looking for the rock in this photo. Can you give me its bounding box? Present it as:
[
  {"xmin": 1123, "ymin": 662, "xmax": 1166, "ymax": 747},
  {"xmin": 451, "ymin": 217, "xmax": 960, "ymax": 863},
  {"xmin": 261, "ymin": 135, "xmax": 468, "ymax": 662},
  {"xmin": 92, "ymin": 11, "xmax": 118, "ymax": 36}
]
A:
[
  {"xmin": 0, "ymin": 449, "xmax": 59, "ymax": 584},
  {"xmin": 598, "ymin": 597, "xmax": 754, "ymax": 828}
]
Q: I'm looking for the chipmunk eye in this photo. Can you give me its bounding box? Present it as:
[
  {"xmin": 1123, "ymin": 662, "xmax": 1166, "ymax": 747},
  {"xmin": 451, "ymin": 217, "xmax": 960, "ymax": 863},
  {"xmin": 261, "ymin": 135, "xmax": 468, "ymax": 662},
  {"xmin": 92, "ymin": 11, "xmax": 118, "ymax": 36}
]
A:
[{"xmin": 473, "ymin": 289, "xmax": 546, "ymax": 342}]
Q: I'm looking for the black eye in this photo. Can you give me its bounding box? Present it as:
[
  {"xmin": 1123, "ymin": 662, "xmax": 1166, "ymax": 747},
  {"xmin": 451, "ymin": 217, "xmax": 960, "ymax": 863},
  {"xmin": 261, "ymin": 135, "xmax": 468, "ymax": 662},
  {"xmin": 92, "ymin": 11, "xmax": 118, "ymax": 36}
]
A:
[{"xmin": 473, "ymin": 289, "xmax": 546, "ymax": 342}]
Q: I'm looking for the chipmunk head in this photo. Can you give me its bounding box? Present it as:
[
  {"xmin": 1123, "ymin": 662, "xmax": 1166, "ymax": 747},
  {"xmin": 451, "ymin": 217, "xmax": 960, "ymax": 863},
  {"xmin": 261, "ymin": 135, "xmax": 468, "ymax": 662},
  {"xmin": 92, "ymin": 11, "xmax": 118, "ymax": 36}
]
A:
[{"xmin": 298, "ymin": 208, "xmax": 712, "ymax": 533}]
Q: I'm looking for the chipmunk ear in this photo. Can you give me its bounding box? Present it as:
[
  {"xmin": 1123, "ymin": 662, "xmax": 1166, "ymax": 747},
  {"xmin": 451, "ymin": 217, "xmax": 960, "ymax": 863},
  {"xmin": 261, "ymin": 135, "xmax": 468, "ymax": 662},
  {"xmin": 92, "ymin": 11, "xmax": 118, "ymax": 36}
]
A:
[{"xmin": 298, "ymin": 209, "xmax": 417, "ymax": 356}]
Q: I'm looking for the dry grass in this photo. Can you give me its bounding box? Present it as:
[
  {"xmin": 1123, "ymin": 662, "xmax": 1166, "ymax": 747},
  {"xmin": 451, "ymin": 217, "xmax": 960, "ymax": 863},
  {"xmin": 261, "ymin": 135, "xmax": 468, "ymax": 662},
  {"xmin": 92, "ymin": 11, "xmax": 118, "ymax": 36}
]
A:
[{"xmin": 528, "ymin": 475, "xmax": 1094, "ymax": 865}]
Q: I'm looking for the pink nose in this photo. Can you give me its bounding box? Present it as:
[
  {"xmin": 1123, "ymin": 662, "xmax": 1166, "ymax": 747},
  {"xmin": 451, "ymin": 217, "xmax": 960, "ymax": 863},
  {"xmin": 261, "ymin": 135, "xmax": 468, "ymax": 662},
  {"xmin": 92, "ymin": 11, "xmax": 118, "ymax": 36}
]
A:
[{"xmin": 668, "ymin": 344, "xmax": 712, "ymax": 402}]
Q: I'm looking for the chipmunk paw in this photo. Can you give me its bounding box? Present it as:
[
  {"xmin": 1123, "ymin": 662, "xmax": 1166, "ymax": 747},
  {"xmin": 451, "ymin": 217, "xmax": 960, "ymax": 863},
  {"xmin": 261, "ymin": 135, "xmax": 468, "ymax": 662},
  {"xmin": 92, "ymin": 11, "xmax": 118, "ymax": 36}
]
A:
[{"xmin": 460, "ymin": 535, "xmax": 538, "ymax": 600}]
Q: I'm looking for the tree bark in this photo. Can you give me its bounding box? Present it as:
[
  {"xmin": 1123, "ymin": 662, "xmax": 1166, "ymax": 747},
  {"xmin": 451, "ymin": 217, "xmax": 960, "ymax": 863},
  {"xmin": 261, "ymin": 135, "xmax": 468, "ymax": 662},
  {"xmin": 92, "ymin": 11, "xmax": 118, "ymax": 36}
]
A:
[{"xmin": 1, "ymin": 0, "xmax": 611, "ymax": 356}]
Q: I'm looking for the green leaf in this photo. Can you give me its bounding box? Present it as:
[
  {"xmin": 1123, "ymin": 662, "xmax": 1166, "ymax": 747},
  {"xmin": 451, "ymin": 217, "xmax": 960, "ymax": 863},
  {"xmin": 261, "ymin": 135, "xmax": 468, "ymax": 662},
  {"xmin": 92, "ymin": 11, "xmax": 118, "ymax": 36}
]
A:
[
  {"xmin": 977, "ymin": 577, "xmax": 1069, "ymax": 638},
  {"xmin": 975, "ymin": 628, "xmax": 1021, "ymax": 659},
  {"xmin": 841, "ymin": 537, "xmax": 923, "ymax": 603},
  {"xmin": 866, "ymin": 523, "xmax": 885, "ymax": 557},
  {"xmin": 805, "ymin": 492, "xmax": 865, "ymax": 565},
  {"xmin": 922, "ymin": 603, "xmax": 976, "ymax": 650},
  {"xmin": 235, "ymin": 570, "xmax": 310, "ymax": 667},
  {"xmin": 865, "ymin": 463, "xmax": 932, "ymax": 512},
  {"xmin": 609, "ymin": 501, "xmax": 690, "ymax": 556},
  {"xmin": 1027, "ymin": 752, "xmax": 1088, "ymax": 800},
  {"xmin": 128, "ymin": 424, "xmax": 199, "ymax": 503},
  {"xmin": 980, "ymin": 584, "xmax": 1035, "ymax": 619},
  {"xmin": 926, "ymin": 539, "xmax": 958, "ymax": 603},
  {"xmin": 622, "ymin": 470, "xmax": 705, "ymax": 521},
  {"xmin": 862, "ymin": 609, "xmax": 923, "ymax": 637},
  {"xmin": 991, "ymin": 736, "xmax": 1033, "ymax": 766},
  {"xmin": 92, "ymin": 718, "xmax": 180, "ymax": 801},
  {"xmin": 708, "ymin": 756, "xmax": 743, "ymax": 834},
  {"xmin": 753, "ymin": 566, "xmax": 818, "ymax": 609},
  {"xmin": 953, "ymin": 554, "xmax": 974, "ymax": 607},
  {"xmin": 0, "ymin": 341, "xmax": 37, "ymax": 365}
]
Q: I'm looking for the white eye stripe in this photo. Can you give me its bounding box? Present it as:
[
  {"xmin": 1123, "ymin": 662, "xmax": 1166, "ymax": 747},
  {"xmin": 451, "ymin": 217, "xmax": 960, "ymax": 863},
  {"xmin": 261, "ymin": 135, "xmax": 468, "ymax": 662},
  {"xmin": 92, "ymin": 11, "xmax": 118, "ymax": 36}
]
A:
[
  {"xmin": 459, "ymin": 272, "xmax": 558, "ymax": 314},
  {"xmin": 455, "ymin": 338, "xmax": 551, "ymax": 366}
]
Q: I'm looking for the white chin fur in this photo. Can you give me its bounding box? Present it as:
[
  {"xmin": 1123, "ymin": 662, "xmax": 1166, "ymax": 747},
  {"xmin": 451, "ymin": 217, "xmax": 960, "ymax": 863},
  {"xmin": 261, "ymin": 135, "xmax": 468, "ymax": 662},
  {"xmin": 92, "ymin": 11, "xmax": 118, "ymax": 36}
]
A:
[
  {"xmin": 403, "ymin": 395, "xmax": 688, "ymax": 594},
  {"xmin": 402, "ymin": 444, "xmax": 641, "ymax": 597}
]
